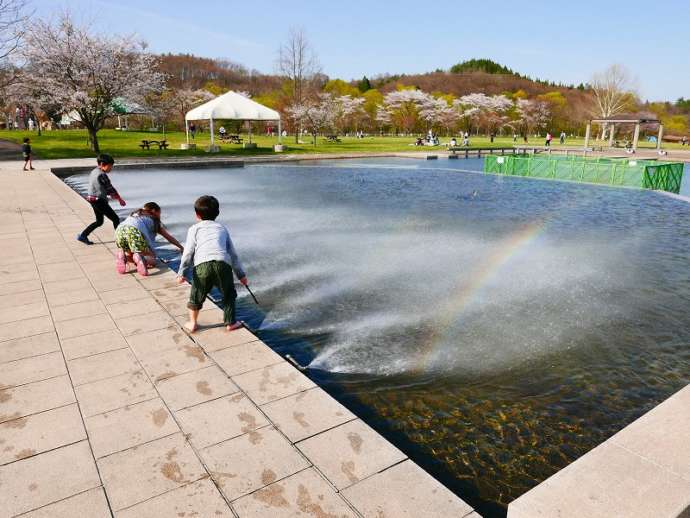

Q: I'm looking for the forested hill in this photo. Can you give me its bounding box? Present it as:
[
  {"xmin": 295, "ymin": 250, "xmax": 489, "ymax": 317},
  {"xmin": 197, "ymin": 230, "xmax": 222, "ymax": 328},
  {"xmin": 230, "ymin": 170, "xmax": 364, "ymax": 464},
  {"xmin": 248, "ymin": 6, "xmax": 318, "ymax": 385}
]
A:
[{"xmin": 158, "ymin": 55, "xmax": 581, "ymax": 99}]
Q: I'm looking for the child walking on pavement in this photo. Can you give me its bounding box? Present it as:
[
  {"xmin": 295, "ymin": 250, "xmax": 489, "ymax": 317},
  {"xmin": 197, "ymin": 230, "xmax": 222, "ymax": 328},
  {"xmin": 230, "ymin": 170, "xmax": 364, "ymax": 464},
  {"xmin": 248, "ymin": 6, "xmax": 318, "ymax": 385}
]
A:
[
  {"xmin": 22, "ymin": 137, "xmax": 34, "ymax": 171},
  {"xmin": 176, "ymin": 195, "xmax": 249, "ymax": 333},
  {"xmin": 115, "ymin": 202, "xmax": 184, "ymax": 276},
  {"xmin": 77, "ymin": 154, "xmax": 125, "ymax": 245}
]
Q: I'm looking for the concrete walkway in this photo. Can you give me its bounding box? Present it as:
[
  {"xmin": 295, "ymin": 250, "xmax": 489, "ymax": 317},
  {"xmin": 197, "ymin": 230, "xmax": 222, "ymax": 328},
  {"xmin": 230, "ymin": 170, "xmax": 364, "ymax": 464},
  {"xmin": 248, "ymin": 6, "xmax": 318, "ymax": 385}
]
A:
[{"xmin": 0, "ymin": 161, "xmax": 478, "ymax": 517}]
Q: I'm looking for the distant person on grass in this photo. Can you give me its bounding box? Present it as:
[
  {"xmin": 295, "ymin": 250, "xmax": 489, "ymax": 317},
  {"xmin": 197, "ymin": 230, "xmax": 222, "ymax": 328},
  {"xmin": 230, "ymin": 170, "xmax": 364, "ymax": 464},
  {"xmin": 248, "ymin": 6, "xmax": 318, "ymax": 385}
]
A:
[
  {"xmin": 115, "ymin": 202, "xmax": 184, "ymax": 277},
  {"xmin": 176, "ymin": 195, "xmax": 249, "ymax": 333},
  {"xmin": 189, "ymin": 122, "xmax": 196, "ymax": 140},
  {"xmin": 22, "ymin": 137, "xmax": 34, "ymax": 171},
  {"xmin": 77, "ymin": 154, "xmax": 125, "ymax": 245}
]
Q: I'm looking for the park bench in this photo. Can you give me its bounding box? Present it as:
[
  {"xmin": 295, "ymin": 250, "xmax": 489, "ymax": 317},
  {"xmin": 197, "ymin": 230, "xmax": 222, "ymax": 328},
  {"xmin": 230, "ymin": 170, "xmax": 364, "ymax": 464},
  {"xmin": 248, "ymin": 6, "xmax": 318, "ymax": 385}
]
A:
[
  {"xmin": 139, "ymin": 139, "xmax": 169, "ymax": 150},
  {"xmin": 325, "ymin": 135, "xmax": 341, "ymax": 143},
  {"xmin": 219, "ymin": 134, "xmax": 243, "ymax": 144}
]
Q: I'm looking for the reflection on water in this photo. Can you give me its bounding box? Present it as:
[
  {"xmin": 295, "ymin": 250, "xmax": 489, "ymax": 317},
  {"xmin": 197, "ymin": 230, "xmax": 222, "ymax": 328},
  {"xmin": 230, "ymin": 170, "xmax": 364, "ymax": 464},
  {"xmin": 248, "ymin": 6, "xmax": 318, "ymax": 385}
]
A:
[{"xmin": 66, "ymin": 158, "xmax": 690, "ymax": 517}]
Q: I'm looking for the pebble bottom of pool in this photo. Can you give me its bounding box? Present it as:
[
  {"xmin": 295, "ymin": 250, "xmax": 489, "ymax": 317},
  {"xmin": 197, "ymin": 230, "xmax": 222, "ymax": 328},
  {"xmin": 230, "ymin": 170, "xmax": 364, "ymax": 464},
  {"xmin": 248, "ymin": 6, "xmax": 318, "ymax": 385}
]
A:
[{"xmin": 66, "ymin": 158, "xmax": 690, "ymax": 517}]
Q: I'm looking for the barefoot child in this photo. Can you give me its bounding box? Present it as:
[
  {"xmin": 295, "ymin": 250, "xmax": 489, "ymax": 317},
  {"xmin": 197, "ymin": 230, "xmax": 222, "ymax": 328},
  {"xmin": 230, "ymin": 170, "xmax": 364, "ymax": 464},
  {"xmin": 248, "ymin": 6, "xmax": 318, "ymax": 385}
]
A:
[
  {"xmin": 115, "ymin": 202, "xmax": 184, "ymax": 276},
  {"xmin": 176, "ymin": 195, "xmax": 249, "ymax": 332},
  {"xmin": 22, "ymin": 137, "xmax": 34, "ymax": 171},
  {"xmin": 77, "ymin": 154, "xmax": 125, "ymax": 245}
]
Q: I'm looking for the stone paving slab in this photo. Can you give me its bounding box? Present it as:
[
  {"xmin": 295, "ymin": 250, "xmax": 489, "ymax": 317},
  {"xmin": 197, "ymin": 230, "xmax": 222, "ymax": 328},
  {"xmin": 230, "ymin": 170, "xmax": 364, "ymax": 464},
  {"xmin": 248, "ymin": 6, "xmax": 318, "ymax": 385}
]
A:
[
  {"xmin": 1, "ymin": 351, "xmax": 66, "ymax": 389},
  {"xmin": 186, "ymin": 324, "xmax": 259, "ymax": 352},
  {"xmin": 0, "ymin": 300, "xmax": 49, "ymax": 325},
  {"xmin": 54, "ymin": 313, "xmax": 117, "ymax": 340},
  {"xmin": 17, "ymin": 487, "xmax": 111, "ymax": 518},
  {"xmin": 125, "ymin": 325, "xmax": 190, "ymax": 357},
  {"xmin": 0, "ymin": 440, "xmax": 100, "ymax": 517},
  {"xmin": 0, "ymin": 163, "xmax": 479, "ymax": 518},
  {"xmin": 85, "ymin": 398, "xmax": 179, "ymax": 459},
  {"xmin": 97, "ymin": 432, "xmax": 207, "ymax": 511},
  {"xmin": 342, "ymin": 459, "xmax": 475, "ymax": 518},
  {"xmin": 233, "ymin": 467, "xmax": 358, "ymax": 518},
  {"xmin": 0, "ymin": 289, "xmax": 44, "ymax": 310},
  {"xmin": 60, "ymin": 328, "xmax": 129, "ymax": 360},
  {"xmin": 0, "ymin": 332, "xmax": 60, "ymax": 364},
  {"xmin": 175, "ymin": 392, "xmax": 269, "ymax": 449},
  {"xmin": 106, "ymin": 298, "xmax": 163, "ymax": 320},
  {"xmin": 156, "ymin": 364, "xmax": 239, "ymax": 410},
  {"xmin": 74, "ymin": 370, "xmax": 157, "ymax": 417},
  {"xmin": 0, "ymin": 404, "xmax": 85, "ymax": 465},
  {"xmin": 297, "ymin": 418, "xmax": 407, "ymax": 490},
  {"xmin": 114, "ymin": 310, "xmax": 176, "ymax": 337},
  {"xmin": 261, "ymin": 386, "xmax": 357, "ymax": 443},
  {"xmin": 0, "ymin": 315, "xmax": 54, "ymax": 342},
  {"xmin": 0, "ymin": 375, "xmax": 75, "ymax": 424},
  {"xmin": 232, "ymin": 361, "xmax": 316, "ymax": 405},
  {"xmin": 610, "ymin": 385, "xmax": 690, "ymax": 481},
  {"xmin": 200, "ymin": 425, "xmax": 310, "ymax": 501},
  {"xmin": 51, "ymin": 299, "xmax": 107, "ymax": 322},
  {"xmin": 210, "ymin": 339, "xmax": 285, "ymax": 376},
  {"xmin": 114, "ymin": 478, "xmax": 234, "ymax": 518},
  {"xmin": 67, "ymin": 348, "xmax": 140, "ymax": 386}
]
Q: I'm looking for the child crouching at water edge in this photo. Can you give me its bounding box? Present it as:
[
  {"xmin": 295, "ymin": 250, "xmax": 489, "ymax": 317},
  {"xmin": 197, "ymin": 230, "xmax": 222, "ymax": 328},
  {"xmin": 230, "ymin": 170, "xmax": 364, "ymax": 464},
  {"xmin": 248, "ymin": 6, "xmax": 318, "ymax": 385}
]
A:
[
  {"xmin": 176, "ymin": 195, "xmax": 249, "ymax": 333},
  {"xmin": 115, "ymin": 202, "xmax": 184, "ymax": 276}
]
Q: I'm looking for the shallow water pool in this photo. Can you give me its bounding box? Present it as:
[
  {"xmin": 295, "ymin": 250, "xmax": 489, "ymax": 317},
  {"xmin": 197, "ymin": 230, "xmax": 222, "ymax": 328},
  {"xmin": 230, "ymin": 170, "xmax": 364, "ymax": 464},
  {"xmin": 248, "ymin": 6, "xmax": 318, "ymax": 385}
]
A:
[{"xmin": 66, "ymin": 158, "xmax": 690, "ymax": 517}]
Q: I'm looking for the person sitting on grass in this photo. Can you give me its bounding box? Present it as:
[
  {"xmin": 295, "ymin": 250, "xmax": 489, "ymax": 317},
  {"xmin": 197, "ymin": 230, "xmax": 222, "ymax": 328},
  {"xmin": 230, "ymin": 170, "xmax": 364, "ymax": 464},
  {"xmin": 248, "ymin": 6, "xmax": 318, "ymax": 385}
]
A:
[
  {"xmin": 77, "ymin": 154, "xmax": 125, "ymax": 245},
  {"xmin": 22, "ymin": 137, "xmax": 34, "ymax": 171},
  {"xmin": 114, "ymin": 202, "xmax": 184, "ymax": 276},
  {"xmin": 176, "ymin": 195, "xmax": 249, "ymax": 333}
]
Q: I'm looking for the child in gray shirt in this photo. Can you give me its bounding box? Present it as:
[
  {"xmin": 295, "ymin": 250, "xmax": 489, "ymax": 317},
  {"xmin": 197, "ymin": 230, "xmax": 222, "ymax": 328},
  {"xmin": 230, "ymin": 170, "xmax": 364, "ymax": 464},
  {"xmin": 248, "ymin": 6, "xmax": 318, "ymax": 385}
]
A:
[{"xmin": 177, "ymin": 195, "xmax": 249, "ymax": 332}]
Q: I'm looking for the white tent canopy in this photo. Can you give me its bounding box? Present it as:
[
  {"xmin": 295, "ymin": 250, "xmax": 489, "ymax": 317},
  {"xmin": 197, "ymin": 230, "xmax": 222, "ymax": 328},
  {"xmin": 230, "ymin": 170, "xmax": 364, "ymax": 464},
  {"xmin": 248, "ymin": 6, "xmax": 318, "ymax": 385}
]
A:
[{"xmin": 184, "ymin": 91, "xmax": 281, "ymax": 146}]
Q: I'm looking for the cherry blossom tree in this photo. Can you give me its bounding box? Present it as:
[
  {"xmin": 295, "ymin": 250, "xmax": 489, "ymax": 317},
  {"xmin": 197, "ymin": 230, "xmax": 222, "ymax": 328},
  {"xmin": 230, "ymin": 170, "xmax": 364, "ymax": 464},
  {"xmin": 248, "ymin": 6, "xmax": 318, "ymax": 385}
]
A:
[
  {"xmin": 20, "ymin": 14, "xmax": 165, "ymax": 152},
  {"xmin": 455, "ymin": 93, "xmax": 512, "ymax": 136},
  {"xmin": 419, "ymin": 97, "xmax": 460, "ymax": 135},
  {"xmin": 170, "ymin": 88, "xmax": 214, "ymax": 126},
  {"xmin": 379, "ymin": 89, "xmax": 434, "ymax": 134},
  {"xmin": 0, "ymin": 0, "xmax": 30, "ymax": 88},
  {"xmin": 334, "ymin": 95, "xmax": 365, "ymax": 133},
  {"xmin": 516, "ymin": 99, "xmax": 550, "ymax": 137},
  {"xmin": 287, "ymin": 93, "xmax": 337, "ymax": 145}
]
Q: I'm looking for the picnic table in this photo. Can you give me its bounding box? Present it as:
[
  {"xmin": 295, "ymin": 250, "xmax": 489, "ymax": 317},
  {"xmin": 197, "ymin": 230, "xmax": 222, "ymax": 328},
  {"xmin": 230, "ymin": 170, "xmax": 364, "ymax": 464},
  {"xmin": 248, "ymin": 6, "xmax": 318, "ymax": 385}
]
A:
[
  {"xmin": 219, "ymin": 134, "xmax": 243, "ymax": 144},
  {"xmin": 325, "ymin": 135, "xmax": 341, "ymax": 143},
  {"xmin": 139, "ymin": 139, "xmax": 169, "ymax": 150}
]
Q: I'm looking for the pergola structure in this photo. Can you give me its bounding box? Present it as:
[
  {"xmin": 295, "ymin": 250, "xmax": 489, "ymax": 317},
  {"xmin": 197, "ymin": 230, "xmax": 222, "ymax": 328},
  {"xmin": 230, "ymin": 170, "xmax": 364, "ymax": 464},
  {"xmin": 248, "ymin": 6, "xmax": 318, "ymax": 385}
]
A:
[{"xmin": 584, "ymin": 117, "xmax": 662, "ymax": 152}]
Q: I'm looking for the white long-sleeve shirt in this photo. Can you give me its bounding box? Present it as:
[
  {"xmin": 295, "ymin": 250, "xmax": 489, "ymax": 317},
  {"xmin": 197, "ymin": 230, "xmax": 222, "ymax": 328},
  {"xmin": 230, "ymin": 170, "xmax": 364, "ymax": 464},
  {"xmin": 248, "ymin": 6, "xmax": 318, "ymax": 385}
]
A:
[{"xmin": 177, "ymin": 220, "xmax": 245, "ymax": 278}]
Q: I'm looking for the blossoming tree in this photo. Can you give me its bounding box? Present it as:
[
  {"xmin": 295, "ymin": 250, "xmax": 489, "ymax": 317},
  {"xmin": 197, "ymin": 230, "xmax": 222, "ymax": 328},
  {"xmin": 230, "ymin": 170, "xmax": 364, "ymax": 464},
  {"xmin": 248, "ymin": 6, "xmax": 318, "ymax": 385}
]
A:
[{"xmin": 20, "ymin": 14, "xmax": 165, "ymax": 152}]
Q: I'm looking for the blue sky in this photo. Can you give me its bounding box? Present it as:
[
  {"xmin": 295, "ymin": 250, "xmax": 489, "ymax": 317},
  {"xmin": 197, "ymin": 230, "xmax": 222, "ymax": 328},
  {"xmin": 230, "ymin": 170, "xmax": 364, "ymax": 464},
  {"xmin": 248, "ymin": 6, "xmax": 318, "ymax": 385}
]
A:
[{"xmin": 36, "ymin": 0, "xmax": 689, "ymax": 101}]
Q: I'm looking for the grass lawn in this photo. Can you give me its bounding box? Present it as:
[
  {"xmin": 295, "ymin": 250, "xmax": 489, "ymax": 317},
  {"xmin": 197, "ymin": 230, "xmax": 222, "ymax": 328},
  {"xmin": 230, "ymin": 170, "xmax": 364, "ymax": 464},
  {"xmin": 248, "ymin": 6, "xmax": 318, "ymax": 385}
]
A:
[{"xmin": 1, "ymin": 129, "xmax": 686, "ymax": 160}]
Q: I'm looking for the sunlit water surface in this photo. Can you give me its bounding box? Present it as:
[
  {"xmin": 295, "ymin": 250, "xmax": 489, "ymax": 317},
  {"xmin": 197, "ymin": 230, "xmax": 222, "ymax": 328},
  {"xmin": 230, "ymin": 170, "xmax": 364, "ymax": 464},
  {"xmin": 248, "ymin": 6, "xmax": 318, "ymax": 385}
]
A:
[{"xmin": 66, "ymin": 158, "xmax": 690, "ymax": 517}]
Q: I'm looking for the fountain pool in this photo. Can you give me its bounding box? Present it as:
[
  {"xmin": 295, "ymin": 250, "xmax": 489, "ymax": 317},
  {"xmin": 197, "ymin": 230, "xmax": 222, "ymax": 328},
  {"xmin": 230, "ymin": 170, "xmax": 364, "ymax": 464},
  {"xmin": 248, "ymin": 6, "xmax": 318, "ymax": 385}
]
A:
[{"xmin": 65, "ymin": 157, "xmax": 690, "ymax": 517}]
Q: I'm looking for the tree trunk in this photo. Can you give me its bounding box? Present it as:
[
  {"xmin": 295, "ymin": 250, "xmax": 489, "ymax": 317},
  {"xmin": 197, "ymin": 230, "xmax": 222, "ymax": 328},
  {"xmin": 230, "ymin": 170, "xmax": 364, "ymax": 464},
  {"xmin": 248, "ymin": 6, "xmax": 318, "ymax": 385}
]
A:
[{"xmin": 87, "ymin": 127, "xmax": 100, "ymax": 153}]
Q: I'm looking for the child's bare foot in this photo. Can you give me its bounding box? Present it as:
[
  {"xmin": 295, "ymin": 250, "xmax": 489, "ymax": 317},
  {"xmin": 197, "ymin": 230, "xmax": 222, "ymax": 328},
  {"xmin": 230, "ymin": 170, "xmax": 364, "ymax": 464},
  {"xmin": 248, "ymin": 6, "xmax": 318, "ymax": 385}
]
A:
[
  {"xmin": 226, "ymin": 322, "xmax": 243, "ymax": 332},
  {"xmin": 184, "ymin": 321, "xmax": 198, "ymax": 333}
]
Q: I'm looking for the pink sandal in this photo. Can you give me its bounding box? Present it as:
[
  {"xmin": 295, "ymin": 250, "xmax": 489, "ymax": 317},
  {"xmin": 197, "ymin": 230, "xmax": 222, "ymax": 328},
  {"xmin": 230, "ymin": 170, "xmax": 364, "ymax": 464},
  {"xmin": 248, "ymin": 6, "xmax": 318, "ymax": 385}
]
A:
[
  {"xmin": 115, "ymin": 250, "xmax": 127, "ymax": 274},
  {"xmin": 132, "ymin": 253, "xmax": 149, "ymax": 276}
]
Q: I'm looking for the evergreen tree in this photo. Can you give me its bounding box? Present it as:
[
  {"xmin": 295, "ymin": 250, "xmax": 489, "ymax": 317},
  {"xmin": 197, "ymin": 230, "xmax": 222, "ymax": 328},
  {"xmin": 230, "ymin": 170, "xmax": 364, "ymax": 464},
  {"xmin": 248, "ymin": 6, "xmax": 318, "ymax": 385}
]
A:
[{"xmin": 357, "ymin": 75, "xmax": 372, "ymax": 93}]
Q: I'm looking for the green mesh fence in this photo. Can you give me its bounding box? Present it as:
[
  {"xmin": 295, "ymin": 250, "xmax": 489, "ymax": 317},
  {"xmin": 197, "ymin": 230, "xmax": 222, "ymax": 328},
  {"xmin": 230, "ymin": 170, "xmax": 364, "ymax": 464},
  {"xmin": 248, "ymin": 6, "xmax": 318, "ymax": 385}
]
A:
[{"xmin": 483, "ymin": 154, "xmax": 684, "ymax": 194}]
